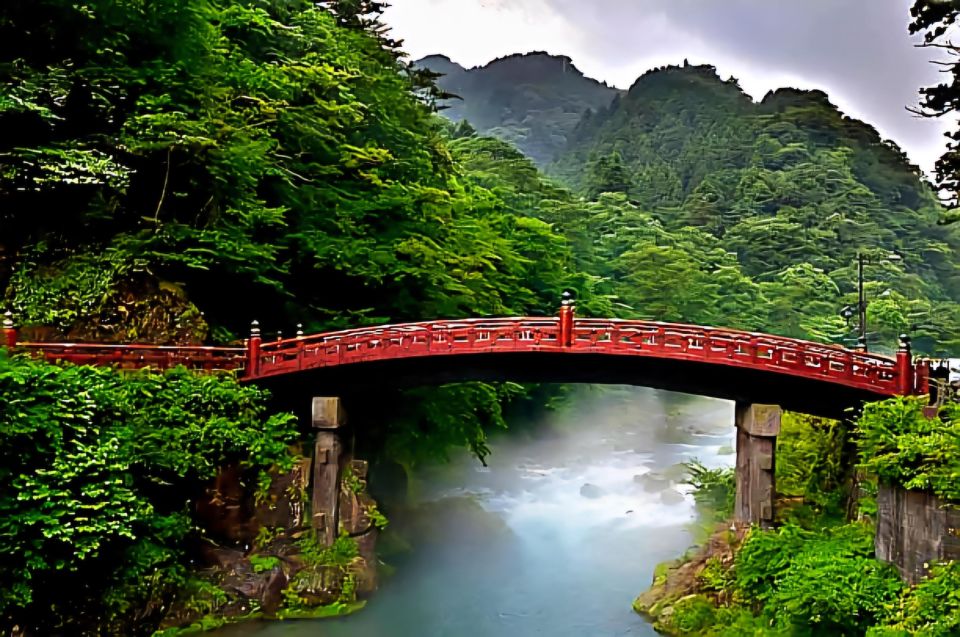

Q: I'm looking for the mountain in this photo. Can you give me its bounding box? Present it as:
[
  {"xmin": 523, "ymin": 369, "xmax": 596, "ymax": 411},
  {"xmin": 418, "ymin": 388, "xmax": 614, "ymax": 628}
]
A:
[
  {"xmin": 416, "ymin": 52, "xmax": 620, "ymax": 165},
  {"xmin": 547, "ymin": 63, "xmax": 960, "ymax": 307},
  {"xmin": 428, "ymin": 57, "xmax": 960, "ymax": 351}
]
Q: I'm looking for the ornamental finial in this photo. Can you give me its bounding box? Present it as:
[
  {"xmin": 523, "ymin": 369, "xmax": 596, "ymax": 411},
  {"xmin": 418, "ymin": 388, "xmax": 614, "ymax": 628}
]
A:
[
  {"xmin": 2, "ymin": 310, "xmax": 12, "ymax": 330},
  {"xmin": 898, "ymin": 334, "xmax": 911, "ymax": 352},
  {"xmin": 250, "ymin": 320, "xmax": 261, "ymax": 338},
  {"xmin": 296, "ymin": 323, "xmax": 304, "ymax": 338}
]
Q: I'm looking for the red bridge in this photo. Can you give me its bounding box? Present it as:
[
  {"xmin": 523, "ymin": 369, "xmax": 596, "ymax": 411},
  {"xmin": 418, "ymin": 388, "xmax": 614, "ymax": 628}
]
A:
[
  {"xmin": 2, "ymin": 299, "xmax": 934, "ymax": 527},
  {"xmin": 2, "ymin": 299, "xmax": 928, "ymax": 419}
]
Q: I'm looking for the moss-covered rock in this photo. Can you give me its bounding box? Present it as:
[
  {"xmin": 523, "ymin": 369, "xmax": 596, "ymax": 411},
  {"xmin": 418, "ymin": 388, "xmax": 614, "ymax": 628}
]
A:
[{"xmin": 633, "ymin": 523, "xmax": 747, "ymax": 634}]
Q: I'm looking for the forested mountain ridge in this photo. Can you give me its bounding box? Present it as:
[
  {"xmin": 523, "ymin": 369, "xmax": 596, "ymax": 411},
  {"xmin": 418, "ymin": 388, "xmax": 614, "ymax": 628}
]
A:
[
  {"xmin": 551, "ymin": 63, "xmax": 960, "ymax": 352},
  {"xmin": 416, "ymin": 52, "xmax": 620, "ymax": 165},
  {"xmin": 430, "ymin": 58, "xmax": 960, "ymax": 352}
]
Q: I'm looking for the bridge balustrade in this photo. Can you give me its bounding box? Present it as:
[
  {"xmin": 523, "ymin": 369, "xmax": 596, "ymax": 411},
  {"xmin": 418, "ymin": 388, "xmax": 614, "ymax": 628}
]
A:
[
  {"xmin": 12, "ymin": 342, "xmax": 246, "ymax": 372},
  {"xmin": 1, "ymin": 308, "xmax": 917, "ymax": 397}
]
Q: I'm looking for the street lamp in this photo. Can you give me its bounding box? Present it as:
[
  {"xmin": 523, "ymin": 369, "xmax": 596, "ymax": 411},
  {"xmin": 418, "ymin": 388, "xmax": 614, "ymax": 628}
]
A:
[{"xmin": 855, "ymin": 251, "xmax": 902, "ymax": 352}]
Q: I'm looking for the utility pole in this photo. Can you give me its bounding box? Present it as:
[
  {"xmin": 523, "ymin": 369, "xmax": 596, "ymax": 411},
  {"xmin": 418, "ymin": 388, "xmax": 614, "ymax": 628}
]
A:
[{"xmin": 858, "ymin": 252, "xmax": 867, "ymax": 351}]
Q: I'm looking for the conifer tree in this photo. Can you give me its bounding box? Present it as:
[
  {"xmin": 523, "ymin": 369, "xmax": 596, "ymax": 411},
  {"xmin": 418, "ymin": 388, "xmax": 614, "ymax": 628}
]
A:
[{"xmin": 910, "ymin": 0, "xmax": 960, "ymax": 212}]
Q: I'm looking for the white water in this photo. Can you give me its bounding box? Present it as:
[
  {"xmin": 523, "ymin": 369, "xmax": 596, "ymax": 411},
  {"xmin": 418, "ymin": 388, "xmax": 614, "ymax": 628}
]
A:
[{"xmin": 222, "ymin": 387, "xmax": 735, "ymax": 637}]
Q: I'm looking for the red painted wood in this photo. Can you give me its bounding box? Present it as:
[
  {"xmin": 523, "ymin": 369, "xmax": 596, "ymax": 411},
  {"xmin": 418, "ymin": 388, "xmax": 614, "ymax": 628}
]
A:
[{"xmin": 11, "ymin": 317, "xmax": 914, "ymax": 396}]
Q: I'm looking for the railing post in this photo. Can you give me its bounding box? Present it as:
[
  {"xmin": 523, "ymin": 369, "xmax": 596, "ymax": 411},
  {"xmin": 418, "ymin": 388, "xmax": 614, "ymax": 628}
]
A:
[
  {"xmin": 558, "ymin": 291, "xmax": 575, "ymax": 347},
  {"xmin": 916, "ymin": 358, "xmax": 931, "ymax": 396},
  {"xmin": 2, "ymin": 311, "xmax": 16, "ymax": 350},
  {"xmin": 896, "ymin": 334, "xmax": 913, "ymax": 395},
  {"xmin": 247, "ymin": 320, "xmax": 261, "ymax": 379},
  {"xmin": 296, "ymin": 324, "xmax": 305, "ymax": 371}
]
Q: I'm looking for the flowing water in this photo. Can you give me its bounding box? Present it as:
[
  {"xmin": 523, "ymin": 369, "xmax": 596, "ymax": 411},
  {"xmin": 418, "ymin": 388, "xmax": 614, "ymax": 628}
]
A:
[{"xmin": 219, "ymin": 387, "xmax": 735, "ymax": 637}]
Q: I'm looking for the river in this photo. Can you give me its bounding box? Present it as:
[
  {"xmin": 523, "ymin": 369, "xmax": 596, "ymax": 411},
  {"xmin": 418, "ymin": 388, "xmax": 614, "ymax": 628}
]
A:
[{"xmin": 219, "ymin": 386, "xmax": 734, "ymax": 637}]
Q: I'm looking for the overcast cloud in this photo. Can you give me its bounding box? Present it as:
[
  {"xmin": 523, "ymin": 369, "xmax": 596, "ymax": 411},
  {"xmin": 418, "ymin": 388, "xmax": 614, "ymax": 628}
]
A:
[{"xmin": 384, "ymin": 0, "xmax": 954, "ymax": 175}]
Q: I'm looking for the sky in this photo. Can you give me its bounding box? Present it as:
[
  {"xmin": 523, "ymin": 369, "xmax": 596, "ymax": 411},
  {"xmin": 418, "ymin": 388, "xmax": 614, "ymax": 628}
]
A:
[{"xmin": 384, "ymin": 0, "xmax": 955, "ymax": 176}]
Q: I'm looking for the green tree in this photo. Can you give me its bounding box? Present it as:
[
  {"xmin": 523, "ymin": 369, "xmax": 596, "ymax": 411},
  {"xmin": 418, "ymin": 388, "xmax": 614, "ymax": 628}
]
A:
[
  {"xmin": 0, "ymin": 354, "xmax": 297, "ymax": 634},
  {"xmin": 910, "ymin": 0, "xmax": 960, "ymax": 213}
]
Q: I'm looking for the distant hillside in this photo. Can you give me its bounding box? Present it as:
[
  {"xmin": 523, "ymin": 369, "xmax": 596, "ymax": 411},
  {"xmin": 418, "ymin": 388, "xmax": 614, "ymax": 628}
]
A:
[
  {"xmin": 546, "ymin": 63, "xmax": 960, "ymax": 305},
  {"xmin": 422, "ymin": 54, "xmax": 960, "ymax": 348},
  {"xmin": 417, "ymin": 52, "xmax": 620, "ymax": 165}
]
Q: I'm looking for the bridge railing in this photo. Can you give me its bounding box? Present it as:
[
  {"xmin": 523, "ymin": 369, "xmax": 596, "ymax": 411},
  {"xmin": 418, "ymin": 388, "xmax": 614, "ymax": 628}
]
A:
[
  {"xmin": 250, "ymin": 315, "xmax": 906, "ymax": 395},
  {"xmin": 571, "ymin": 318, "xmax": 901, "ymax": 394},
  {"xmin": 11, "ymin": 342, "xmax": 247, "ymax": 372},
  {"xmin": 2, "ymin": 308, "xmax": 919, "ymax": 396},
  {"xmin": 254, "ymin": 318, "xmax": 564, "ymax": 378}
]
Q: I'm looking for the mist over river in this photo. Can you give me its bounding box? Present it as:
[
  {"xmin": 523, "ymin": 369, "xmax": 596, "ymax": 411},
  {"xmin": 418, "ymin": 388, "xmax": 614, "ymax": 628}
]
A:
[{"xmin": 219, "ymin": 387, "xmax": 735, "ymax": 637}]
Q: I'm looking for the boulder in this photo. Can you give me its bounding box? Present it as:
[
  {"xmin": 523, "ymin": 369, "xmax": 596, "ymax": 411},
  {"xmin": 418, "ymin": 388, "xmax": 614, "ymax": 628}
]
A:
[
  {"xmin": 580, "ymin": 483, "xmax": 604, "ymax": 499},
  {"xmin": 634, "ymin": 473, "xmax": 671, "ymax": 493},
  {"xmin": 660, "ymin": 489, "xmax": 686, "ymax": 506}
]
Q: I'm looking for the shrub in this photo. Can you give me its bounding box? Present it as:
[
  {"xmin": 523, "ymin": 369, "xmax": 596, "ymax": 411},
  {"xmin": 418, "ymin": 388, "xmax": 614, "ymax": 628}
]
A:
[
  {"xmin": 659, "ymin": 595, "xmax": 716, "ymax": 634},
  {"xmin": 0, "ymin": 354, "xmax": 298, "ymax": 634},
  {"xmin": 871, "ymin": 561, "xmax": 960, "ymax": 636},
  {"xmin": 685, "ymin": 460, "xmax": 735, "ymax": 519},
  {"xmin": 768, "ymin": 553, "xmax": 902, "ymax": 634},
  {"xmin": 857, "ymin": 396, "xmax": 960, "ymax": 502}
]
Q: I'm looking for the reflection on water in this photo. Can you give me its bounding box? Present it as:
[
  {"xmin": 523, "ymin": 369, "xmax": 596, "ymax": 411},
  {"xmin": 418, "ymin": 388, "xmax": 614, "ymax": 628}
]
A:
[{"xmin": 216, "ymin": 387, "xmax": 735, "ymax": 637}]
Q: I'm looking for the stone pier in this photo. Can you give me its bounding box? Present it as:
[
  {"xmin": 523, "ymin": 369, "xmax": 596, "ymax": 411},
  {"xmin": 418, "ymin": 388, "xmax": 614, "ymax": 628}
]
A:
[
  {"xmin": 734, "ymin": 403, "xmax": 781, "ymax": 527},
  {"xmin": 876, "ymin": 485, "xmax": 960, "ymax": 584},
  {"xmin": 311, "ymin": 396, "xmax": 348, "ymax": 545}
]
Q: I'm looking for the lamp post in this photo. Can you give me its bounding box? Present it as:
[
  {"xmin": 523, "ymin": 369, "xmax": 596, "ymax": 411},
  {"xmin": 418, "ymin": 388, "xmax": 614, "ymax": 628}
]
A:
[{"xmin": 854, "ymin": 251, "xmax": 901, "ymax": 352}]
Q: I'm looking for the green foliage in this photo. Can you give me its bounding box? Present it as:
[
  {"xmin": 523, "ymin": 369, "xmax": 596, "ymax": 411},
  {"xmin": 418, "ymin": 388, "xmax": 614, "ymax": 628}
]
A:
[
  {"xmin": 342, "ymin": 465, "xmax": 364, "ymax": 494},
  {"xmin": 544, "ymin": 63, "xmax": 960, "ymax": 354},
  {"xmin": 659, "ymin": 595, "xmax": 716, "ymax": 634},
  {"xmin": 297, "ymin": 531, "xmax": 359, "ymax": 569},
  {"xmin": 6, "ymin": 248, "xmax": 147, "ymax": 328},
  {"xmin": 767, "ymin": 552, "xmax": 901, "ymax": 634},
  {"xmin": 366, "ymin": 502, "xmax": 389, "ymax": 530},
  {"xmin": 734, "ymin": 523, "xmax": 878, "ymax": 606},
  {"xmin": 871, "ymin": 561, "xmax": 960, "ymax": 636},
  {"xmin": 249, "ymin": 555, "xmax": 281, "ymax": 574},
  {"xmin": 666, "ymin": 523, "xmax": 901, "ymax": 636},
  {"xmin": 176, "ymin": 578, "xmax": 229, "ymax": 617},
  {"xmin": 857, "ymin": 396, "xmax": 960, "ymax": 501},
  {"xmin": 384, "ymin": 382, "xmax": 529, "ymax": 465},
  {"xmin": 339, "ymin": 574, "xmax": 357, "ymax": 603},
  {"xmin": 253, "ymin": 526, "xmax": 284, "ymax": 550},
  {"xmin": 684, "ymin": 460, "xmax": 735, "ymax": 520},
  {"xmin": 3, "ymin": 0, "xmax": 576, "ymax": 336},
  {"xmin": 909, "ymin": 1, "xmax": 960, "ymax": 214},
  {"xmin": 698, "ymin": 557, "xmax": 734, "ymax": 594},
  {"xmin": 0, "ymin": 353, "xmax": 297, "ymax": 633},
  {"xmin": 777, "ymin": 412, "xmax": 849, "ymax": 518}
]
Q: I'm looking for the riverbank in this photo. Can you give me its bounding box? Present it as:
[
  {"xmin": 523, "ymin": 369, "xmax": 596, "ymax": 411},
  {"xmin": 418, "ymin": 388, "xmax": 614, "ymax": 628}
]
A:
[
  {"xmin": 632, "ymin": 405, "xmax": 960, "ymax": 636},
  {"xmin": 207, "ymin": 387, "xmax": 736, "ymax": 637}
]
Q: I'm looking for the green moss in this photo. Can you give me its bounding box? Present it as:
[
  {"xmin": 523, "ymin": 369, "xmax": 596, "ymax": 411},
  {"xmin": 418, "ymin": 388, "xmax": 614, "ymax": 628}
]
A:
[
  {"xmin": 275, "ymin": 600, "xmax": 366, "ymax": 620},
  {"xmin": 298, "ymin": 531, "xmax": 359, "ymax": 569},
  {"xmin": 655, "ymin": 595, "xmax": 715, "ymax": 634},
  {"xmin": 249, "ymin": 555, "xmax": 281, "ymax": 574}
]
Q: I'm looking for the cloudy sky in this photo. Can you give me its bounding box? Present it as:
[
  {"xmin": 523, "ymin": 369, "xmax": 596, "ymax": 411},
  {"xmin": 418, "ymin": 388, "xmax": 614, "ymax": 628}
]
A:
[{"xmin": 385, "ymin": 0, "xmax": 954, "ymax": 175}]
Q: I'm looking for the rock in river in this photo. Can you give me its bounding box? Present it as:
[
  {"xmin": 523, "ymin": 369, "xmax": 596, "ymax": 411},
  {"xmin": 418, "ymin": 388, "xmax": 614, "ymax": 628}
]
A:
[{"xmin": 580, "ymin": 483, "xmax": 604, "ymax": 499}]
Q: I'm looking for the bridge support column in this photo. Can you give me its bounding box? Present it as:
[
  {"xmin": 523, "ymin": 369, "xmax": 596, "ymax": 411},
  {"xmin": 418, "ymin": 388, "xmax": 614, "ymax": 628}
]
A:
[
  {"xmin": 734, "ymin": 403, "xmax": 780, "ymax": 527},
  {"xmin": 311, "ymin": 397, "xmax": 348, "ymax": 545}
]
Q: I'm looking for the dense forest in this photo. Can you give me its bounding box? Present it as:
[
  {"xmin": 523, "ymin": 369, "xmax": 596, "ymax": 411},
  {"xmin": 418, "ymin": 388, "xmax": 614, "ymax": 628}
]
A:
[
  {"xmin": 422, "ymin": 53, "xmax": 960, "ymax": 355},
  {"xmin": 2, "ymin": 0, "xmax": 960, "ymax": 634}
]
